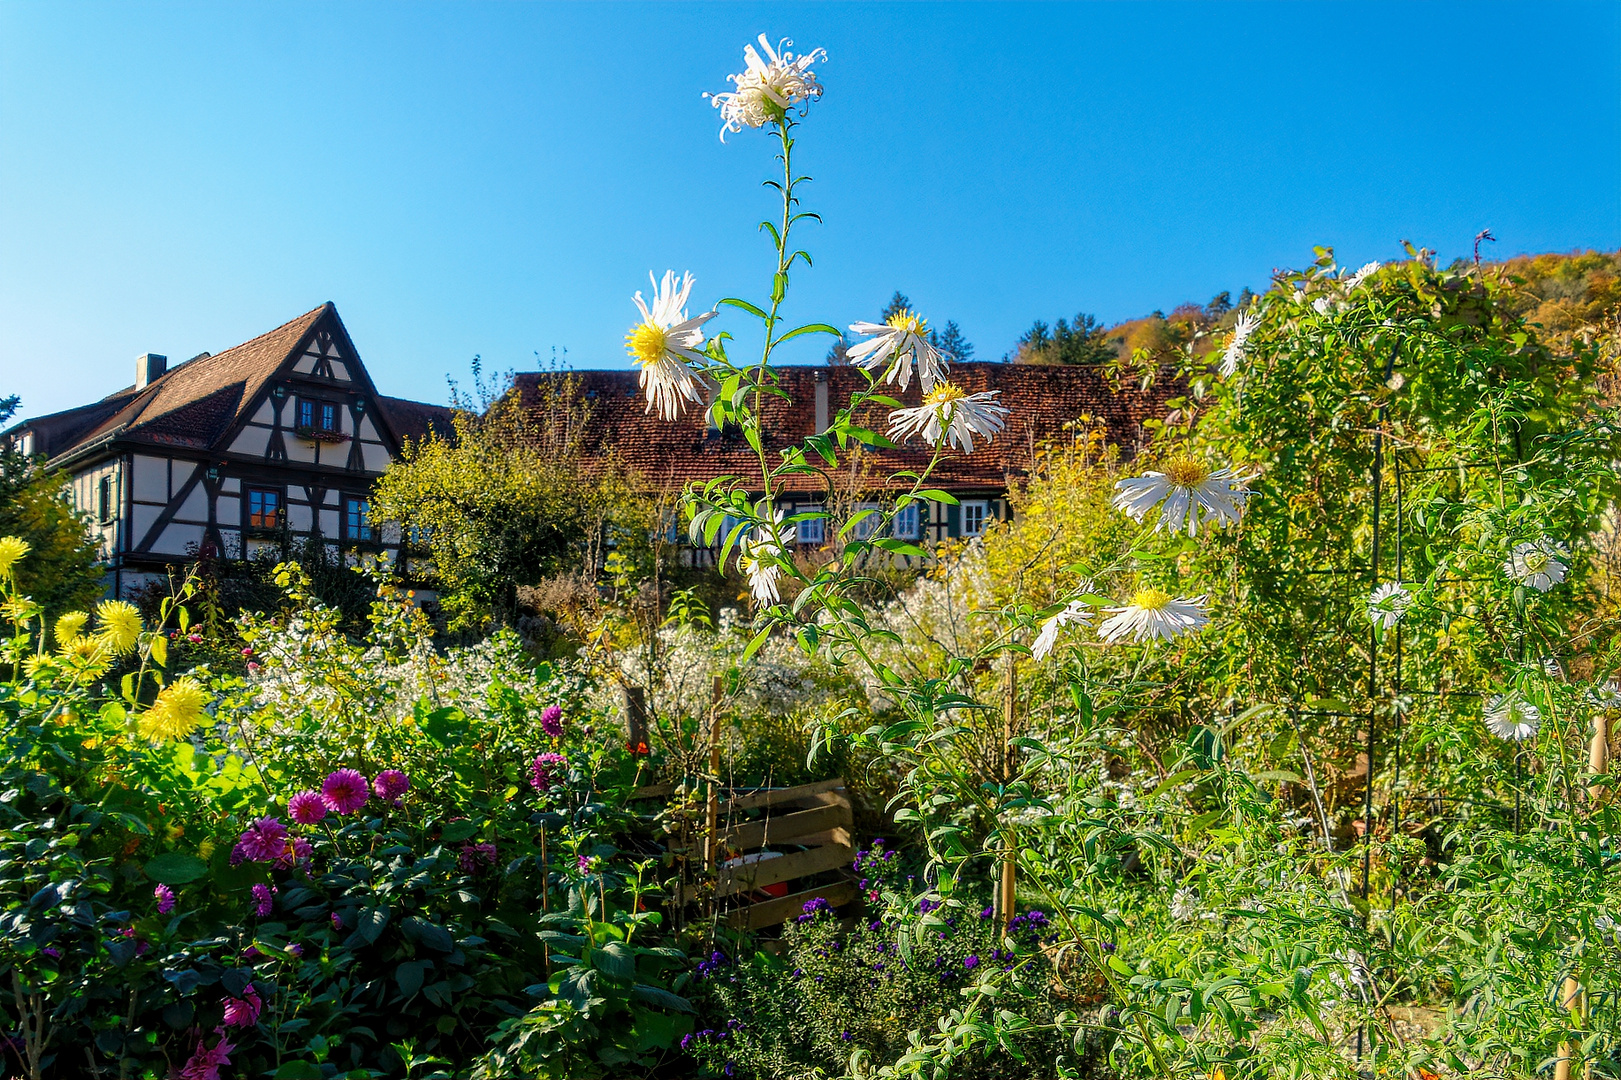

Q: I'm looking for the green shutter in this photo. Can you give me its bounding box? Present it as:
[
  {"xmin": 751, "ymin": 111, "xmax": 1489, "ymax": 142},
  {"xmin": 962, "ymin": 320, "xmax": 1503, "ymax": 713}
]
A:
[{"xmin": 946, "ymin": 501, "xmax": 960, "ymax": 537}]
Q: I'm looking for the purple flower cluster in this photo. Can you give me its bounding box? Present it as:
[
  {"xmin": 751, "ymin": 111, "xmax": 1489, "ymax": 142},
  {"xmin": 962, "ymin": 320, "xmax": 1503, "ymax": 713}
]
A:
[
  {"xmin": 679, "ymin": 1019, "xmax": 742, "ymax": 1052},
  {"xmin": 374, "ymin": 769, "xmax": 409, "ymax": 801},
  {"xmin": 694, "ymin": 950, "xmax": 730, "ymax": 979},
  {"xmin": 1008, "ymin": 909, "xmax": 1051, "ymax": 940},
  {"xmin": 795, "ymin": 895, "xmax": 835, "ymax": 924},
  {"xmin": 250, "ymin": 884, "xmax": 275, "ymax": 918},
  {"xmin": 231, "ymin": 817, "xmax": 289, "ymax": 864},
  {"xmin": 917, "ymin": 897, "xmax": 941, "ymax": 916},
  {"xmin": 458, "ymin": 842, "xmax": 498, "ymax": 875},
  {"xmin": 530, "ymin": 752, "xmax": 568, "ymax": 792},
  {"xmin": 852, "ymin": 838, "xmax": 899, "ymax": 901},
  {"xmin": 540, "ymin": 705, "xmax": 564, "ymax": 737},
  {"xmin": 322, "ymin": 769, "xmax": 370, "ymax": 815}
]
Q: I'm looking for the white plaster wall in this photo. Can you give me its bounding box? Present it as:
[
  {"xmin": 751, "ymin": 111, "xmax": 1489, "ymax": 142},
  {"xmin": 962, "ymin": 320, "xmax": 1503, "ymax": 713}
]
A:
[{"xmin": 132, "ymin": 455, "xmax": 169, "ymax": 503}]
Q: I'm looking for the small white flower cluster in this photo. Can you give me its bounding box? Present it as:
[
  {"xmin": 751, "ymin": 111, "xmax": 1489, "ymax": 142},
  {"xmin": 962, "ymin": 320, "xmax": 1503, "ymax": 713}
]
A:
[{"xmin": 1218, "ymin": 260, "xmax": 1379, "ymax": 379}]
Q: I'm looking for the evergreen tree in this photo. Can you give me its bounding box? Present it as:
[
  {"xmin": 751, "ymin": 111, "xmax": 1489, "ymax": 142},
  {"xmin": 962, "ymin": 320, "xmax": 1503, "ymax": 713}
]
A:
[
  {"xmin": 929, "ymin": 320, "xmax": 975, "ymax": 363},
  {"xmin": 1013, "ymin": 311, "xmax": 1116, "ymax": 365}
]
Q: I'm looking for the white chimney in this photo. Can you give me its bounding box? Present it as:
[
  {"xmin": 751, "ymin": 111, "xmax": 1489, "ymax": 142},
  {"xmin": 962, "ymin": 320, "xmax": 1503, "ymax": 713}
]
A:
[
  {"xmin": 814, "ymin": 370, "xmax": 829, "ymax": 432},
  {"xmin": 135, "ymin": 353, "xmax": 168, "ymax": 390}
]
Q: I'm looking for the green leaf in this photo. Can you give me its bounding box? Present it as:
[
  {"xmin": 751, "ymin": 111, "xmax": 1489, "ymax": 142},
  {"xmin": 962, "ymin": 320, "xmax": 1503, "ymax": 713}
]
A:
[
  {"xmin": 273, "ymin": 1063, "xmax": 323, "ymax": 1080},
  {"xmin": 144, "ymin": 853, "xmax": 206, "ymax": 885},
  {"xmin": 911, "ymin": 488, "xmax": 959, "ymax": 505},
  {"xmin": 718, "ymin": 297, "xmax": 769, "ymax": 320},
  {"xmin": 630, "ymin": 983, "xmax": 696, "ymax": 1013},
  {"xmin": 777, "ymin": 323, "xmax": 842, "ymax": 345},
  {"xmin": 400, "ymin": 916, "xmax": 456, "ymax": 953},
  {"xmin": 441, "ymin": 820, "xmax": 478, "ymax": 843},
  {"xmin": 352, "ymin": 905, "xmax": 391, "ymax": 947}
]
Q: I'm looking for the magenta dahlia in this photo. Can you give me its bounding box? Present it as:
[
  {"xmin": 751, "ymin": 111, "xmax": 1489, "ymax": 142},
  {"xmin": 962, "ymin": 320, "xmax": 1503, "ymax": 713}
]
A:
[
  {"xmin": 530, "ymin": 752, "xmax": 567, "ymax": 792},
  {"xmin": 540, "ymin": 705, "xmax": 564, "ymax": 737},
  {"xmin": 221, "ymin": 982, "xmax": 262, "ymax": 1028},
  {"xmin": 321, "ymin": 769, "xmax": 370, "ymax": 815},
  {"xmin": 235, "ymin": 817, "xmax": 288, "ymax": 863},
  {"xmin": 288, "ymin": 790, "xmax": 326, "ymax": 825},
  {"xmin": 154, "ymin": 884, "xmax": 175, "ymax": 915},
  {"xmin": 373, "ymin": 769, "xmax": 409, "ymax": 800},
  {"xmin": 250, "ymin": 883, "xmax": 274, "ymax": 918}
]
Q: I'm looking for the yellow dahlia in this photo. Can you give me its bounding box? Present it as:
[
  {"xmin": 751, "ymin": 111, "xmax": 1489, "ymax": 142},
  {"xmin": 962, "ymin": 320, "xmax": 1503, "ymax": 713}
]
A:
[
  {"xmin": 95, "ymin": 600, "xmax": 143, "ymax": 655},
  {"xmin": 55, "ymin": 611, "xmax": 89, "ymax": 645},
  {"xmin": 138, "ymin": 676, "xmax": 210, "ymax": 741},
  {"xmin": 0, "ymin": 536, "xmax": 30, "ymax": 579}
]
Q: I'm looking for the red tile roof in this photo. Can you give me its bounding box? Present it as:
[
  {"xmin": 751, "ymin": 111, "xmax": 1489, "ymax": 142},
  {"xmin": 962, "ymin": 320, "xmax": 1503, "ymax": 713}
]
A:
[{"xmin": 513, "ymin": 363, "xmax": 1175, "ymax": 494}]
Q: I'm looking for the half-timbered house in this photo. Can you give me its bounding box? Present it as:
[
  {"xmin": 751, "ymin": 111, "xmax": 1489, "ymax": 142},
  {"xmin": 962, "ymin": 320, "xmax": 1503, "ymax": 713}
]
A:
[
  {"xmin": 512, "ymin": 362, "xmax": 1175, "ymax": 563},
  {"xmin": 6, "ymin": 303, "xmax": 451, "ymax": 598}
]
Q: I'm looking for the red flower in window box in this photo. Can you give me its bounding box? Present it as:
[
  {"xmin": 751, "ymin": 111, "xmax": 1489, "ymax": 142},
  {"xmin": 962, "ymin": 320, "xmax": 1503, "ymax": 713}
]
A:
[{"xmin": 293, "ymin": 426, "xmax": 351, "ymax": 444}]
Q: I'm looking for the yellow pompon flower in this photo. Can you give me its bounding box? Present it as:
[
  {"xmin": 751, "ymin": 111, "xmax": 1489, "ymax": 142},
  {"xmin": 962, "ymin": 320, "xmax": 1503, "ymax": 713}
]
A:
[
  {"xmin": 55, "ymin": 611, "xmax": 89, "ymax": 646},
  {"xmin": 62, "ymin": 635, "xmax": 111, "ymax": 675},
  {"xmin": 22, "ymin": 654, "xmax": 56, "ymax": 679},
  {"xmin": 138, "ymin": 676, "xmax": 210, "ymax": 741},
  {"xmin": 0, "ymin": 536, "xmax": 30, "ymax": 578},
  {"xmin": 196, "ymin": 838, "xmax": 216, "ymax": 861},
  {"xmin": 95, "ymin": 600, "xmax": 143, "ymax": 655}
]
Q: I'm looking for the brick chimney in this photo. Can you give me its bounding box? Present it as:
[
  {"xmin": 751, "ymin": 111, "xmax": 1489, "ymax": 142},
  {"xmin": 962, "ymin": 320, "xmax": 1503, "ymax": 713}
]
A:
[{"xmin": 135, "ymin": 353, "xmax": 167, "ymax": 390}]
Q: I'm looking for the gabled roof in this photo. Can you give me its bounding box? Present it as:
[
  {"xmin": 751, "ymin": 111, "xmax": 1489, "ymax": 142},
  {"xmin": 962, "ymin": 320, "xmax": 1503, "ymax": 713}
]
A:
[
  {"xmin": 378, "ymin": 395, "xmax": 455, "ymax": 445},
  {"xmin": 14, "ymin": 304, "xmax": 450, "ymax": 468},
  {"xmin": 512, "ymin": 363, "xmax": 1174, "ymax": 494}
]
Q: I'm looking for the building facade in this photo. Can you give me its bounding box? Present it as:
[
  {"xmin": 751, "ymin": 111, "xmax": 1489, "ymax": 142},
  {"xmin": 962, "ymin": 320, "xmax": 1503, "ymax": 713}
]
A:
[
  {"xmin": 6, "ymin": 303, "xmax": 450, "ymax": 598},
  {"xmin": 513, "ymin": 363, "xmax": 1174, "ymax": 562}
]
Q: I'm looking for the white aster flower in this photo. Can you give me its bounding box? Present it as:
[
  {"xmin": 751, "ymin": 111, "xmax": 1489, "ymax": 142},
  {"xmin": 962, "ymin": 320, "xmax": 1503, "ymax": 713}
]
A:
[
  {"xmin": 847, "ymin": 309, "xmax": 948, "ymax": 392},
  {"xmin": 887, "ymin": 381, "xmax": 1008, "ymax": 454},
  {"xmin": 1111, "ymin": 456, "xmax": 1253, "ymax": 536},
  {"xmin": 1169, "ymin": 887, "xmax": 1199, "ymax": 922},
  {"xmin": 625, "ymin": 270, "xmax": 715, "ymax": 420},
  {"xmin": 737, "ymin": 512, "xmax": 794, "ymax": 607},
  {"xmin": 1366, "ymin": 582, "xmax": 1412, "ymax": 630},
  {"xmin": 1348, "ymin": 260, "xmax": 1382, "ymax": 289},
  {"xmin": 706, "ymin": 34, "xmax": 827, "ymax": 140},
  {"xmin": 1098, "ymin": 589, "xmax": 1209, "ymax": 645},
  {"xmin": 1590, "ymin": 679, "xmax": 1621, "ymax": 709},
  {"xmin": 1219, "ymin": 309, "xmax": 1260, "ymax": 378},
  {"xmin": 1503, "ymin": 537, "xmax": 1568, "ymax": 592},
  {"xmin": 1031, "ymin": 598, "xmax": 1093, "ymax": 661},
  {"xmin": 1312, "ymin": 295, "xmax": 1332, "ymax": 315},
  {"xmin": 1484, "ymin": 692, "xmax": 1541, "ymax": 742}
]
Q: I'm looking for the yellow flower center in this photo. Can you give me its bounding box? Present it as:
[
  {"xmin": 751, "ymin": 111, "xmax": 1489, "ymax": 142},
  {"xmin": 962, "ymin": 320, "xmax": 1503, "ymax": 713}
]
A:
[
  {"xmin": 923, "ymin": 382, "xmax": 965, "ymax": 407},
  {"xmin": 1131, "ymin": 588, "xmax": 1173, "ymax": 611},
  {"xmin": 886, "ymin": 309, "xmax": 927, "ymax": 336},
  {"xmin": 1523, "ymin": 550, "xmax": 1548, "ymax": 573},
  {"xmin": 1162, "ymin": 456, "xmax": 1209, "ymax": 488},
  {"xmin": 625, "ymin": 322, "xmax": 668, "ymax": 367}
]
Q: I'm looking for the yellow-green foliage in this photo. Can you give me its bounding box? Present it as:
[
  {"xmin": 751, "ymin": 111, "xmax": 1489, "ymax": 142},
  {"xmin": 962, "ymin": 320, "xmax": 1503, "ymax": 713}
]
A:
[{"xmin": 372, "ymin": 375, "xmax": 653, "ymax": 632}]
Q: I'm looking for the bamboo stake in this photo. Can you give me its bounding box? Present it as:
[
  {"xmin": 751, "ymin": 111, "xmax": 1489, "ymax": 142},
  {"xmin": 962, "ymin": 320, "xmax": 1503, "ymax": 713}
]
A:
[
  {"xmin": 704, "ymin": 675, "xmax": 724, "ymax": 925},
  {"xmin": 1553, "ymin": 974, "xmax": 1586, "ymax": 1080},
  {"xmin": 998, "ymin": 653, "xmax": 1017, "ymax": 931},
  {"xmin": 1588, "ymin": 712, "xmax": 1610, "ymax": 804}
]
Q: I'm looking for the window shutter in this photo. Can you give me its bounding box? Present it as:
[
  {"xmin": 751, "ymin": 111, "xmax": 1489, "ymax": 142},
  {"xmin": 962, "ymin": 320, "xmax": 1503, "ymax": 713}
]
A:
[{"xmin": 946, "ymin": 501, "xmax": 960, "ymax": 538}]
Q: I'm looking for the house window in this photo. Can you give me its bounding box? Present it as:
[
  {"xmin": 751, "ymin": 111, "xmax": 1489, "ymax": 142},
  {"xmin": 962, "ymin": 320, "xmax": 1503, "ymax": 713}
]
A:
[
  {"xmin": 892, "ymin": 502, "xmax": 921, "ymax": 540},
  {"xmin": 795, "ymin": 504, "xmax": 825, "ymax": 545},
  {"xmin": 960, "ymin": 500, "xmax": 989, "ymax": 537},
  {"xmin": 849, "ymin": 503, "xmax": 883, "ymax": 541},
  {"xmin": 97, "ymin": 476, "xmax": 113, "ymax": 523},
  {"xmin": 298, "ymin": 399, "xmax": 340, "ymax": 432},
  {"xmin": 344, "ymin": 496, "xmax": 372, "ymax": 542},
  {"xmin": 406, "ymin": 524, "xmax": 432, "ymax": 548},
  {"xmin": 246, "ymin": 488, "xmax": 282, "ymax": 530}
]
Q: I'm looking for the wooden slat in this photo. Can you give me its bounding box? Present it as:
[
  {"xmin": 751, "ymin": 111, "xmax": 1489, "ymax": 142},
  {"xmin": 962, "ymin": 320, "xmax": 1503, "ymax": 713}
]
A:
[
  {"xmin": 629, "ymin": 782, "xmax": 674, "ymax": 800},
  {"xmin": 793, "ymin": 827, "xmax": 853, "ymax": 849},
  {"xmin": 726, "ymin": 881, "xmax": 858, "ymax": 931},
  {"xmin": 724, "ymin": 778, "xmax": 846, "ymax": 813},
  {"xmin": 718, "ymin": 801, "xmax": 852, "ymax": 853},
  {"xmin": 715, "ymin": 844, "xmax": 855, "ymax": 898}
]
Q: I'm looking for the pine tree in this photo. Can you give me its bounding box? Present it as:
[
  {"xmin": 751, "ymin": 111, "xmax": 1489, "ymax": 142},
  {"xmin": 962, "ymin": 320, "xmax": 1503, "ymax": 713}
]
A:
[{"xmin": 929, "ymin": 320, "xmax": 974, "ymax": 363}]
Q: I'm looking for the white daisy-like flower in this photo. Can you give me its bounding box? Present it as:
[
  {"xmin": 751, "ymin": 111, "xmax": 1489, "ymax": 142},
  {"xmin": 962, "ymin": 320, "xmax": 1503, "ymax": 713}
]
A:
[
  {"xmin": 846, "ymin": 309, "xmax": 948, "ymax": 392},
  {"xmin": 737, "ymin": 512, "xmax": 794, "ymax": 607},
  {"xmin": 1590, "ymin": 680, "xmax": 1621, "ymax": 709},
  {"xmin": 1366, "ymin": 582, "xmax": 1412, "ymax": 630},
  {"xmin": 1169, "ymin": 887, "xmax": 1199, "ymax": 922},
  {"xmin": 706, "ymin": 35, "xmax": 827, "ymax": 140},
  {"xmin": 1031, "ymin": 598, "xmax": 1093, "ymax": 661},
  {"xmin": 1219, "ymin": 309, "xmax": 1260, "ymax": 378},
  {"xmin": 1097, "ymin": 589, "xmax": 1209, "ymax": 645},
  {"xmin": 887, "ymin": 381, "xmax": 1008, "ymax": 454},
  {"xmin": 1111, "ymin": 457, "xmax": 1253, "ymax": 536},
  {"xmin": 1312, "ymin": 295, "xmax": 1332, "ymax": 316},
  {"xmin": 1483, "ymin": 692, "xmax": 1541, "ymax": 742},
  {"xmin": 1503, "ymin": 537, "xmax": 1568, "ymax": 592},
  {"xmin": 1348, "ymin": 260, "xmax": 1382, "ymax": 289},
  {"xmin": 625, "ymin": 270, "xmax": 715, "ymax": 420}
]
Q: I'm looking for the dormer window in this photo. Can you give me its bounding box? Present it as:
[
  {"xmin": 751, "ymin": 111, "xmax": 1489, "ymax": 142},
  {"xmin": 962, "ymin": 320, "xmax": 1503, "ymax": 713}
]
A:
[{"xmin": 297, "ymin": 398, "xmax": 341, "ymax": 433}]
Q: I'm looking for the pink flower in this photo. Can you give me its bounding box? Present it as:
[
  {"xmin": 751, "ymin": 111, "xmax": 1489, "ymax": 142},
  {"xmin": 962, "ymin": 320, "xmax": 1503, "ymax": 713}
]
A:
[
  {"xmin": 288, "ymin": 791, "xmax": 326, "ymax": 825},
  {"xmin": 330, "ymin": 912, "xmax": 343, "ymax": 930},
  {"xmin": 246, "ymin": 661, "xmax": 261, "ymax": 674},
  {"xmin": 373, "ymin": 770, "xmax": 409, "ymax": 800},
  {"xmin": 285, "ymin": 943, "xmax": 305, "ymax": 959},
  {"xmin": 235, "ymin": 817, "xmax": 288, "ymax": 863},
  {"xmin": 577, "ymin": 853, "xmax": 599, "ymax": 874},
  {"xmin": 540, "ymin": 705, "xmax": 564, "ymax": 737},
  {"xmin": 251, "ymin": 883, "xmax": 274, "ymax": 918},
  {"xmin": 459, "ymin": 842, "xmax": 498, "ymax": 875},
  {"xmin": 154, "ymin": 884, "xmax": 175, "ymax": 915},
  {"xmin": 529, "ymin": 752, "xmax": 567, "ymax": 792},
  {"xmin": 221, "ymin": 982, "xmax": 262, "ymax": 1028},
  {"xmin": 177, "ymin": 1031, "xmax": 235, "ymax": 1080},
  {"xmin": 321, "ymin": 769, "xmax": 370, "ymax": 815},
  {"xmin": 274, "ymin": 836, "xmax": 312, "ymax": 870},
  {"xmin": 241, "ymin": 647, "xmax": 253, "ymax": 657}
]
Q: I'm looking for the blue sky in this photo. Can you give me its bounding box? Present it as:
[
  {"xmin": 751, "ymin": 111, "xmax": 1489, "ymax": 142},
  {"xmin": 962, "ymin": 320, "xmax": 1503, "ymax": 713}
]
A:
[{"xmin": 3, "ymin": 1, "xmax": 1617, "ymax": 420}]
